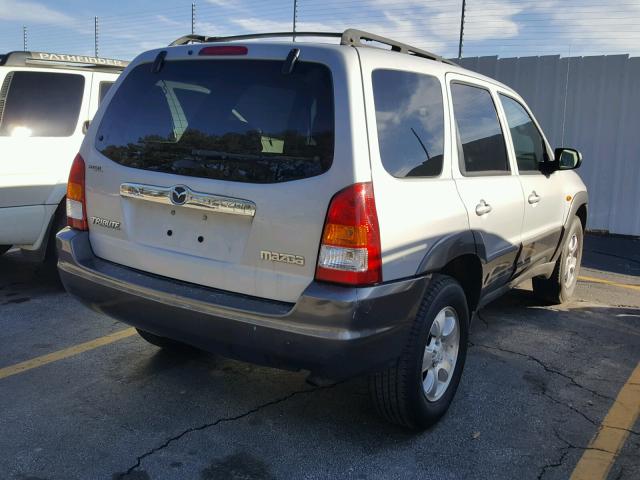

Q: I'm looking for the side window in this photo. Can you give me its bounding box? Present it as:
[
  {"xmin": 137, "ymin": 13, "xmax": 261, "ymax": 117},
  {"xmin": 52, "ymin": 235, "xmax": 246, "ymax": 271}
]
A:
[
  {"xmin": 99, "ymin": 81, "xmax": 114, "ymax": 105},
  {"xmin": 451, "ymin": 83, "xmax": 510, "ymax": 175},
  {"xmin": 372, "ymin": 69, "xmax": 445, "ymax": 178},
  {"xmin": 499, "ymin": 94, "xmax": 549, "ymax": 172},
  {"xmin": 0, "ymin": 71, "xmax": 85, "ymax": 137}
]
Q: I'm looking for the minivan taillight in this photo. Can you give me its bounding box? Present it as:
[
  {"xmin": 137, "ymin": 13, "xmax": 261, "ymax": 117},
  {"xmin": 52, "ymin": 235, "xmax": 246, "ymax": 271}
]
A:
[
  {"xmin": 315, "ymin": 182, "xmax": 382, "ymax": 286},
  {"xmin": 66, "ymin": 154, "xmax": 87, "ymax": 231}
]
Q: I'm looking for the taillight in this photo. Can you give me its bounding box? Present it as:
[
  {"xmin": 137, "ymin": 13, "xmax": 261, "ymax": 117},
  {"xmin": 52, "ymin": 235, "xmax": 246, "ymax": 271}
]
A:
[
  {"xmin": 199, "ymin": 46, "xmax": 248, "ymax": 56},
  {"xmin": 315, "ymin": 182, "xmax": 382, "ymax": 286},
  {"xmin": 66, "ymin": 154, "xmax": 87, "ymax": 231}
]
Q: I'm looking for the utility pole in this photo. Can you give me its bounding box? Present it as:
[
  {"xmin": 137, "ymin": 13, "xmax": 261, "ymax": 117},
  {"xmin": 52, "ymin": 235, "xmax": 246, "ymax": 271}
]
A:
[
  {"xmin": 94, "ymin": 16, "xmax": 99, "ymax": 57},
  {"xmin": 292, "ymin": 0, "xmax": 297, "ymax": 42},
  {"xmin": 22, "ymin": 26, "xmax": 27, "ymax": 51},
  {"xmin": 191, "ymin": 3, "xmax": 196, "ymax": 35},
  {"xmin": 457, "ymin": 0, "xmax": 466, "ymax": 59}
]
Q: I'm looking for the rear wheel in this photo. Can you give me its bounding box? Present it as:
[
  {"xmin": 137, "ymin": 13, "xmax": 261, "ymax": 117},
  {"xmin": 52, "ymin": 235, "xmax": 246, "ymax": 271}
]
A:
[
  {"xmin": 0, "ymin": 245, "xmax": 11, "ymax": 256},
  {"xmin": 368, "ymin": 275, "xmax": 469, "ymax": 430},
  {"xmin": 136, "ymin": 328, "xmax": 191, "ymax": 351},
  {"xmin": 532, "ymin": 216, "xmax": 584, "ymax": 304},
  {"xmin": 44, "ymin": 205, "xmax": 67, "ymax": 265}
]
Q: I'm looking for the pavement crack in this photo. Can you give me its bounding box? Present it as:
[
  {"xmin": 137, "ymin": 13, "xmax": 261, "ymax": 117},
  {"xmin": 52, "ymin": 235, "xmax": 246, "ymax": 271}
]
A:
[
  {"xmin": 537, "ymin": 447, "xmax": 570, "ymax": 480},
  {"xmin": 117, "ymin": 383, "xmax": 338, "ymax": 479},
  {"xmin": 540, "ymin": 390, "xmax": 598, "ymax": 426},
  {"xmin": 537, "ymin": 428, "xmax": 624, "ymax": 480},
  {"xmin": 553, "ymin": 429, "xmax": 616, "ymax": 455},
  {"xmin": 607, "ymin": 425, "xmax": 640, "ymax": 436},
  {"xmin": 470, "ymin": 341, "xmax": 613, "ymax": 401},
  {"xmin": 475, "ymin": 311, "xmax": 489, "ymax": 328}
]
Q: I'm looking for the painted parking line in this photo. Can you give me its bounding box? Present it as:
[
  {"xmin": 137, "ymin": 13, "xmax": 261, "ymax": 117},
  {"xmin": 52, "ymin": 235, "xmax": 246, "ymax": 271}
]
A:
[
  {"xmin": 570, "ymin": 361, "xmax": 640, "ymax": 480},
  {"xmin": 578, "ymin": 275, "xmax": 640, "ymax": 292},
  {"xmin": 0, "ymin": 328, "xmax": 136, "ymax": 380}
]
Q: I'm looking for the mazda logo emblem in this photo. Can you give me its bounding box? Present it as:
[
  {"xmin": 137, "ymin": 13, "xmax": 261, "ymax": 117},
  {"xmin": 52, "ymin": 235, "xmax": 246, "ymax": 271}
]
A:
[{"xmin": 170, "ymin": 185, "xmax": 188, "ymax": 205}]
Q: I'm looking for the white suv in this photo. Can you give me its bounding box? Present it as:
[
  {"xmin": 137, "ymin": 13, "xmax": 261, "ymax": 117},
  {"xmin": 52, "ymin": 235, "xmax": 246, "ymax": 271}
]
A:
[
  {"xmin": 57, "ymin": 30, "xmax": 587, "ymax": 429},
  {"xmin": 0, "ymin": 51, "xmax": 125, "ymax": 260}
]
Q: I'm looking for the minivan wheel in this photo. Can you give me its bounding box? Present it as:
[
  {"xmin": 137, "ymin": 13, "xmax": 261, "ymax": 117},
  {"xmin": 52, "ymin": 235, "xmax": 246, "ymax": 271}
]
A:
[
  {"xmin": 368, "ymin": 275, "xmax": 469, "ymax": 430},
  {"xmin": 136, "ymin": 328, "xmax": 191, "ymax": 351},
  {"xmin": 532, "ymin": 216, "xmax": 584, "ymax": 305}
]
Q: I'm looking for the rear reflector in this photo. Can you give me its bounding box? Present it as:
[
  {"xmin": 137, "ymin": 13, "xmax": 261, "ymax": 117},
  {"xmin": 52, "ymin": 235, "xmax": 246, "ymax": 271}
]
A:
[
  {"xmin": 199, "ymin": 46, "xmax": 248, "ymax": 56},
  {"xmin": 315, "ymin": 183, "xmax": 382, "ymax": 286},
  {"xmin": 66, "ymin": 154, "xmax": 88, "ymax": 231}
]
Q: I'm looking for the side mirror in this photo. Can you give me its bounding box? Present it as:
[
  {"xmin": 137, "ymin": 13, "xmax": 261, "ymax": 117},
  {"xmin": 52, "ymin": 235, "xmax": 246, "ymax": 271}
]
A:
[{"xmin": 554, "ymin": 147, "xmax": 582, "ymax": 170}]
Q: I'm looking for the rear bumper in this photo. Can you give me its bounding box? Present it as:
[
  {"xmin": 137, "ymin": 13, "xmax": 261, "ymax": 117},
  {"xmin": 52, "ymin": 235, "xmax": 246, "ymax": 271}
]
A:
[{"xmin": 56, "ymin": 228, "xmax": 429, "ymax": 379}]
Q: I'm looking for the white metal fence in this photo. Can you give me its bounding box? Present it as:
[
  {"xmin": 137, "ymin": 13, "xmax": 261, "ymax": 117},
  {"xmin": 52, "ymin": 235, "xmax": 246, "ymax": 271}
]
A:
[
  {"xmin": 458, "ymin": 54, "xmax": 640, "ymax": 236},
  {"xmin": 6, "ymin": 1, "xmax": 640, "ymax": 60}
]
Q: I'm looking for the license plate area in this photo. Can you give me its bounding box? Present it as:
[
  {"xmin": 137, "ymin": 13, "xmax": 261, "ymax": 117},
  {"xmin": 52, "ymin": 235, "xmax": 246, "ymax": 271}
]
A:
[{"xmin": 121, "ymin": 199, "xmax": 252, "ymax": 261}]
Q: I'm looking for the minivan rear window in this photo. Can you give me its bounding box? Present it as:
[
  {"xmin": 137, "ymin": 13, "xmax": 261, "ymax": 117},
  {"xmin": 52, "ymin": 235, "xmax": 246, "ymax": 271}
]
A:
[{"xmin": 96, "ymin": 59, "xmax": 334, "ymax": 184}]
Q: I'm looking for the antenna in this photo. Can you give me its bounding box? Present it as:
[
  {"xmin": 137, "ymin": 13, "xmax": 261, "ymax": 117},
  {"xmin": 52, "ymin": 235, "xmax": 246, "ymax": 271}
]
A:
[
  {"xmin": 292, "ymin": 0, "xmax": 298, "ymax": 42},
  {"xmin": 191, "ymin": 3, "xmax": 196, "ymax": 35},
  {"xmin": 458, "ymin": 0, "xmax": 466, "ymax": 59},
  {"xmin": 94, "ymin": 16, "xmax": 99, "ymax": 58}
]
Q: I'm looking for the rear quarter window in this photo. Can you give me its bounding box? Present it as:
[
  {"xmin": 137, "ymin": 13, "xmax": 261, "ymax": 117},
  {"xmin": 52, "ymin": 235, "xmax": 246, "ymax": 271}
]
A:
[
  {"xmin": 98, "ymin": 81, "xmax": 114, "ymax": 105},
  {"xmin": 0, "ymin": 71, "xmax": 85, "ymax": 137},
  {"xmin": 372, "ymin": 69, "xmax": 445, "ymax": 178},
  {"xmin": 96, "ymin": 59, "xmax": 334, "ymax": 184}
]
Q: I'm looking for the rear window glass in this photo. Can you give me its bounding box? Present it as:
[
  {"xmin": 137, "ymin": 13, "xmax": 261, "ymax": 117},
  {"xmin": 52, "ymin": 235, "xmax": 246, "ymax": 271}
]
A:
[
  {"xmin": 0, "ymin": 71, "xmax": 84, "ymax": 137},
  {"xmin": 96, "ymin": 59, "xmax": 334, "ymax": 184},
  {"xmin": 372, "ymin": 69, "xmax": 445, "ymax": 178}
]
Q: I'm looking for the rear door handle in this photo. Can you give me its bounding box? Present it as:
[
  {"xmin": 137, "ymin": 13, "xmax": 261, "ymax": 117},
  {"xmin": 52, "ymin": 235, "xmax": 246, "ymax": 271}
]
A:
[
  {"xmin": 475, "ymin": 200, "xmax": 492, "ymax": 216},
  {"xmin": 528, "ymin": 191, "xmax": 541, "ymax": 204}
]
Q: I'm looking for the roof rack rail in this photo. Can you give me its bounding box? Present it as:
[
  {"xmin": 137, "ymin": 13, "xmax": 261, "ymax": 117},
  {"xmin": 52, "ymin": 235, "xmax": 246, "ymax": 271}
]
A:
[
  {"xmin": 0, "ymin": 51, "xmax": 129, "ymax": 71},
  {"xmin": 341, "ymin": 29, "xmax": 457, "ymax": 65},
  {"xmin": 169, "ymin": 28, "xmax": 456, "ymax": 65}
]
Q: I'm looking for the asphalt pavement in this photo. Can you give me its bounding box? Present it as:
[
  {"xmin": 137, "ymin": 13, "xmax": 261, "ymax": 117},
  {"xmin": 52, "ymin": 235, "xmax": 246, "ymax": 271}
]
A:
[{"xmin": 0, "ymin": 233, "xmax": 638, "ymax": 480}]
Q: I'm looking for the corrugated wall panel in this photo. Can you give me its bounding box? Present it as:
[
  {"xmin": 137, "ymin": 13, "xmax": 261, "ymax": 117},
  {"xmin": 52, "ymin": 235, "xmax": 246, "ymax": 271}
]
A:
[
  {"xmin": 458, "ymin": 54, "xmax": 640, "ymax": 236},
  {"xmin": 610, "ymin": 57, "xmax": 640, "ymax": 235}
]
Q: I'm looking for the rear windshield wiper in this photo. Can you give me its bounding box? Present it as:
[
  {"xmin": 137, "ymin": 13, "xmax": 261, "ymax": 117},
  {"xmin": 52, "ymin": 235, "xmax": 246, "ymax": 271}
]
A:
[{"xmin": 282, "ymin": 48, "xmax": 300, "ymax": 75}]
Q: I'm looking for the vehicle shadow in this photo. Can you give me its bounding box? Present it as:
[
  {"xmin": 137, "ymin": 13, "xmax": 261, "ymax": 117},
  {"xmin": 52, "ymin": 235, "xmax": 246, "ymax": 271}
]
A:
[
  {"xmin": 115, "ymin": 287, "xmax": 640, "ymax": 451},
  {"xmin": 582, "ymin": 233, "xmax": 640, "ymax": 277},
  {"xmin": 0, "ymin": 250, "xmax": 64, "ymax": 300},
  {"xmin": 476, "ymin": 286, "xmax": 640, "ymax": 338}
]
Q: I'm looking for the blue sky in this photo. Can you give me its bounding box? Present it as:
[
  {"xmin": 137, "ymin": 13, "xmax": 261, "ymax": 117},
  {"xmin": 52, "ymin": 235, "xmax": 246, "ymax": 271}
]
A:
[{"xmin": 1, "ymin": 0, "xmax": 639, "ymax": 60}]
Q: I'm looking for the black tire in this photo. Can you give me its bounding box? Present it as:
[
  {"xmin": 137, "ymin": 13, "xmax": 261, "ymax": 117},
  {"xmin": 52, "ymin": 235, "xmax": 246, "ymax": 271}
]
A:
[
  {"xmin": 0, "ymin": 245, "xmax": 11, "ymax": 256},
  {"xmin": 532, "ymin": 216, "xmax": 584, "ymax": 304},
  {"xmin": 44, "ymin": 205, "xmax": 67, "ymax": 265},
  {"xmin": 136, "ymin": 328, "xmax": 190, "ymax": 351},
  {"xmin": 368, "ymin": 274, "xmax": 469, "ymax": 430}
]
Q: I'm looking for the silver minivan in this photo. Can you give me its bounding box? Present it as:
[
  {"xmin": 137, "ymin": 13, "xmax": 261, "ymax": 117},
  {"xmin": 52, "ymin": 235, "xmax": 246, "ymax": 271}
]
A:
[{"xmin": 57, "ymin": 30, "xmax": 587, "ymax": 429}]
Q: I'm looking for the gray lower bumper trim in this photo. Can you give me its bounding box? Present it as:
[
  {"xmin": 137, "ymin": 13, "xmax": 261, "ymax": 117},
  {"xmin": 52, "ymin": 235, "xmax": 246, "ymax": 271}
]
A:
[{"xmin": 56, "ymin": 228, "xmax": 429, "ymax": 378}]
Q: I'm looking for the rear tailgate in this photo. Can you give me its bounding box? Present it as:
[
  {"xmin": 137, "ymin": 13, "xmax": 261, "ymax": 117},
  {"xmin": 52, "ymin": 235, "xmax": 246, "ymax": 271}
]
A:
[{"xmin": 81, "ymin": 43, "xmax": 369, "ymax": 303}]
